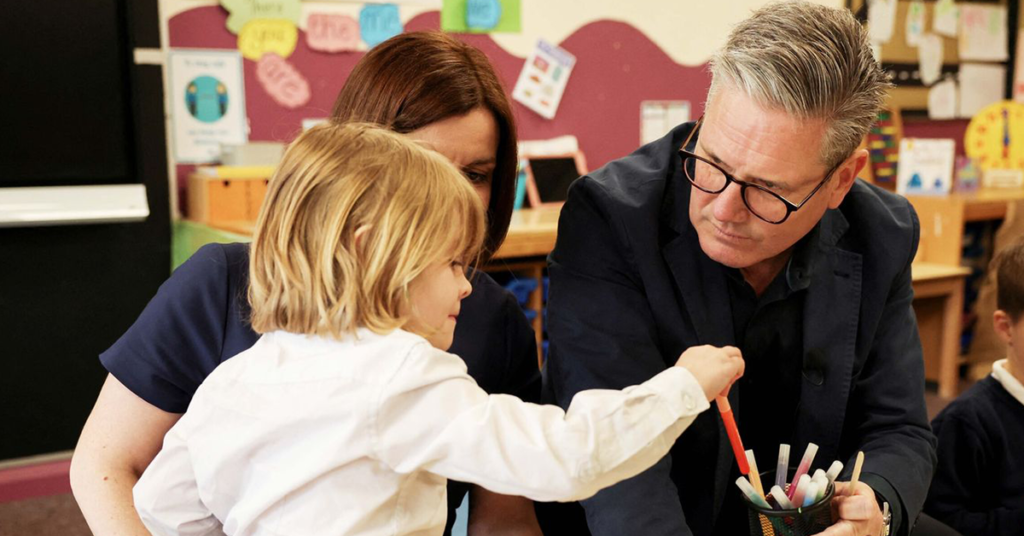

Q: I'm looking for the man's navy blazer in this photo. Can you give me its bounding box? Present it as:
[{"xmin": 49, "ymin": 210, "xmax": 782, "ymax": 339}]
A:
[{"xmin": 545, "ymin": 122, "xmax": 937, "ymax": 536}]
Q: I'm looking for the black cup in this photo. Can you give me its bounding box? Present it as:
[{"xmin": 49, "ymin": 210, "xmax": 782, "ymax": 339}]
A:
[{"xmin": 743, "ymin": 469, "xmax": 835, "ymax": 536}]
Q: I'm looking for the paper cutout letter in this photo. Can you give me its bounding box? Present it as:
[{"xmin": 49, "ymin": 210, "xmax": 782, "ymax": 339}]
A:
[
  {"xmin": 359, "ymin": 4, "xmax": 402, "ymax": 48},
  {"xmin": 238, "ymin": 19, "xmax": 298, "ymax": 61},
  {"xmin": 306, "ymin": 13, "xmax": 360, "ymax": 53},
  {"xmin": 257, "ymin": 53, "xmax": 310, "ymax": 109},
  {"xmin": 221, "ymin": 0, "xmax": 300, "ymax": 35}
]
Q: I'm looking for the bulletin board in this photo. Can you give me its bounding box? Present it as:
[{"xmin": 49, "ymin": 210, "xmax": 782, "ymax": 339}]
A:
[{"xmin": 848, "ymin": 0, "xmax": 1019, "ymax": 112}]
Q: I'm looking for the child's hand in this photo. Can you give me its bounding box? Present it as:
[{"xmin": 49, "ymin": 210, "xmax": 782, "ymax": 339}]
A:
[{"xmin": 674, "ymin": 345, "xmax": 744, "ymax": 401}]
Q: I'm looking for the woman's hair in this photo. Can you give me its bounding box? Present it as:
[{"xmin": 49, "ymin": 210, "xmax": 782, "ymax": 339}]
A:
[
  {"xmin": 330, "ymin": 31, "xmax": 516, "ymax": 258},
  {"xmin": 248, "ymin": 122, "xmax": 485, "ymax": 339}
]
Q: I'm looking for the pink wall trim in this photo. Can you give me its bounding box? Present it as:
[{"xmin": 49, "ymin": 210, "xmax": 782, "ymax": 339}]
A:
[{"xmin": 0, "ymin": 460, "xmax": 72, "ymax": 503}]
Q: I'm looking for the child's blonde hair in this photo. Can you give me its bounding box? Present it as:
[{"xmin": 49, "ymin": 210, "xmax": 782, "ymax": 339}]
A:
[{"xmin": 248, "ymin": 122, "xmax": 485, "ymax": 338}]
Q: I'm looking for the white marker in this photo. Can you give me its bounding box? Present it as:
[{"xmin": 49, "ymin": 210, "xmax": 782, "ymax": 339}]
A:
[
  {"xmin": 736, "ymin": 476, "xmax": 771, "ymax": 509},
  {"xmin": 825, "ymin": 460, "xmax": 844, "ymax": 484},
  {"xmin": 770, "ymin": 485, "xmax": 795, "ymax": 509}
]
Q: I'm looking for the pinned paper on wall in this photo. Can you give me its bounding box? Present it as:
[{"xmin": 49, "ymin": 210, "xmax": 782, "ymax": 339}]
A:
[
  {"xmin": 918, "ymin": 33, "xmax": 943, "ymax": 86},
  {"xmin": 959, "ymin": 4, "xmax": 1008, "ymax": 62},
  {"xmin": 640, "ymin": 101, "xmax": 690, "ymax": 145},
  {"xmin": 905, "ymin": 0, "xmax": 926, "ymax": 47},
  {"xmin": 306, "ymin": 13, "xmax": 360, "ymax": 53},
  {"xmin": 257, "ymin": 53, "xmax": 310, "ymax": 109},
  {"xmin": 359, "ymin": 4, "xmax": 403, "ymax": 47},
  {"xmin": 169, "ymin": 50, "xmax": 248, "ymax": 163},
  {"xmin": 512, "ymin": 40, "xmax": 576, "ymax": 120},
  {"xmin": 467, "ymin": 0, "xmax": 501, "ymax": 30},
  {"xmin": 221, "ymin": 0, "xmax": 300, "ymax": 35},
  {"xmin": 933, "ymin": 0, "xmax": 958, "ymax": 38},
  {"xmin": 896, "ymin": 138, "xmax": 955, "ymax": 195},
  {"xmin": 238, "ymin": 19, "xmax": 298, "ymax": 61},
  {"xmin": 867, "ymin": 0, "xmax": 897, "ymax": 44},
  {"xmin": 928, "ymin": 78, "xmax": 957, "ymax": 120},
  {"xmin": 959, "ymin": 63, "xmax": 1006, "ymax": 118},
  {"xmin": 441, "ymin": 0, "xmax": 521, "ymax": 33},
  {"xmin": 1014, "ymin": 30, "xmax": 1024, "ymax": 103}
]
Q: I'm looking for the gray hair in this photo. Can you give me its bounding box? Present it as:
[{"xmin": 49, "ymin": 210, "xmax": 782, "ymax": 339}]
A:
[{"xmin": 708, "ymin": 1, "xmax": 892, "ymax": 167}]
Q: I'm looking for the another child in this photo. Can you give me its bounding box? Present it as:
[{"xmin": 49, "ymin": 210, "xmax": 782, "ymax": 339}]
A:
[
  {"xmin": 924, "ymin": 237, "xmax": 1024, "ymax": 536},
  {"xmin": 132, "ymin": 123, "xmax": 744, "ymax": 536}
]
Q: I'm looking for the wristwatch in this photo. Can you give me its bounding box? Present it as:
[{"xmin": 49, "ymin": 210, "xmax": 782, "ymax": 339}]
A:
[{"xmin": 880, "ymin": 501, "xmax": 891, "ymax": 536}]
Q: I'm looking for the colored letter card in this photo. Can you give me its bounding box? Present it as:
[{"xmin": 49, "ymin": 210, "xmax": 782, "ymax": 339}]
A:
[
  {"xmin": 169, "ymin": 50, "xmax": 248, "ymax": 163},
  {"xmin": 512, "ymin": 40, "xmax": 576, "ymax": 120}
]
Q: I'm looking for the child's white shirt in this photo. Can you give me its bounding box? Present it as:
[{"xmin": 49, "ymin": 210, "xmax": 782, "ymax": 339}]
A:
[
  {"xmin": 991, "ymin": 358, "xmax": 1024, "ymax": 407},
  {"xmin": 134, "ymin": 328, "xmax": 709, "ymax": 536}
]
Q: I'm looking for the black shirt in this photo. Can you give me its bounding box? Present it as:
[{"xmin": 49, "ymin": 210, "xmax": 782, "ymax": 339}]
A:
[{"xmin": 713, "ymin": 228, "xmax": 816, "ymax": 536}]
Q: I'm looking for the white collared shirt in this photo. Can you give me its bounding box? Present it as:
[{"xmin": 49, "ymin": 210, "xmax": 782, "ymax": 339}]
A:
[
  {"xmin": 134, "ymin": 328, "xmax": 709, "ymax": 536},
  {"xmin": 991, "ymin": 358, "xmax": 1024, "ymax": 407}
]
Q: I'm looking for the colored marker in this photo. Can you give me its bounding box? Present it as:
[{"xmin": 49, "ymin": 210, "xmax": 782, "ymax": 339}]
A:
[
  {"xmin": 745, "ymin": 450, "xmax": 765, "ymax": 498},
  {"xmin": 736, "ymin": 476, "xmax": 771, "ymax": 509},
  {"xmin": 775, "ymin": 444, "xmax": 790, "ymax": 489},
  {"xmin": 850, "ymin": 451, "xmax": 865, "ymax": 490},
  {"xmin": 811, "ymin": 471, "xmax": 829, "ymax": 502},
  {"xmin": 716, "ymin": 397, "xmax": 749, "ymax": 475},
  {"xmin": 786, "ymin": 443, "xmax": 818, "ymax": 500},
  {"xmin": 770, "ymin": 485, "xmax": 794, "ymax": 509},
  {"xmin": 791, "ymin": 473, "xmax": 811, "ymax": 506},
  {"xmin": 825, "ymin": 460, "xmax": 844, "ymax": 484},
  {"xmin": 802, "ymin": 482, "xmax": 820, "ymax": 507}
]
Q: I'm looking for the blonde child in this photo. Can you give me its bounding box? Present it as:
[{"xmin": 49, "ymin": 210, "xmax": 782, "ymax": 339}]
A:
[
  {"xmin": 924, "ymin": 237, "xmax": 1024, "ymax": 535},
  {"xmin": 133, "ymin": 122, "xmax": 744, "ymax": 536}
]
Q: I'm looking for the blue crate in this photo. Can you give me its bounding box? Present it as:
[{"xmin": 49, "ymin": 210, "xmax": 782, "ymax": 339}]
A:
[{"xmin": 504, "ymin": 278, "xmax": 539, "ymax": 306}]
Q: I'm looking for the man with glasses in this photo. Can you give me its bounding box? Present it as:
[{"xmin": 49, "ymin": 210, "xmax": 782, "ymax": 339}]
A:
[{"xmin": 543, "ymin": 3, "xmax": 935, "ymax": 536}]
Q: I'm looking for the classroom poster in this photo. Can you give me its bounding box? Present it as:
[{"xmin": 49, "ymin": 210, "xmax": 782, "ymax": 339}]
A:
[
  {"xmin": 512, "ymin": 40, "xmax": 576, "ymax": 120},
  {"xmin": 169, "ymin": 50, "xmax": 248, "ymax": 163},
  {"xmin": 896, "ymin": 138, "xmax": 955, "ymax": 195},
  {"xmin": 959, "ymin": 4, "xmax": 1008, "ymax": 62}
]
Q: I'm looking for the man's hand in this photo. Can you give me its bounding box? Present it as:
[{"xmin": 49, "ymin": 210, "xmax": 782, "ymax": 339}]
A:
[{"xmin": 819, "ymin": 481, "xmax": 884, "ymax": 536}]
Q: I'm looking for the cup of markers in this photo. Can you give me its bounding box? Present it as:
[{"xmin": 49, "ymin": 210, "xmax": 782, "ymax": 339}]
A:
[{"xmin": 736, "ymin": 443, "xmax": 848, "ymax": 536}]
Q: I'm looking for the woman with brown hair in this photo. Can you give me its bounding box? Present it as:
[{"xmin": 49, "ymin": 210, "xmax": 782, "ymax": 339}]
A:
[{"xmin": 70, "ymin": 32, "xmax": 543, "ymax": 536}]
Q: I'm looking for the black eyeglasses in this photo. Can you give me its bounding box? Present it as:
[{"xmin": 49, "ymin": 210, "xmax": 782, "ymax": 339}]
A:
[{"xmin": 678, "ymin": 116, "xmax": 842, "ymax": 225}]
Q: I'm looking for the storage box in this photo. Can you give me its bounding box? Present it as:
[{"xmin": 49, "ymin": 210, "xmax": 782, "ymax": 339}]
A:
[{"xmin": 188, "ymin": 166, "xmax": 274, "ymax": 226}]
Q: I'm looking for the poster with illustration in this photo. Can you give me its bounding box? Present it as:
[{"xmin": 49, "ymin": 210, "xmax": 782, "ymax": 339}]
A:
[
  {"xmin": 169, "ymin": 50, "xmax": 247, "ymax": 163},
  {"xmin": 512, "ymin": 40, "xmax": 576, "ymax": 120},
  {"xmin": 896, "ymin": 138, "xmax": 955, "ymax": 195}
]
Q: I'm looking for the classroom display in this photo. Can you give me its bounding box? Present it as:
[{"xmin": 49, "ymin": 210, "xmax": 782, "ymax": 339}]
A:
[{"xmin": 965, "ymin": 100, "xmax": 1024, "ymax": 171}]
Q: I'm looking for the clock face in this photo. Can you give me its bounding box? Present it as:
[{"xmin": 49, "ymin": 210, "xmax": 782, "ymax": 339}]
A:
[{"xmin": 965, "ymin": 100, "xmax": 1024, "ymax": 170}]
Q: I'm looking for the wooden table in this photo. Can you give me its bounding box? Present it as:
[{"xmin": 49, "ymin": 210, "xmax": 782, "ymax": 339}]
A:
[
  {"xmin": 911, "ymin": 262, "xmax": 970, "ymax": 399},
  {"xmin": 962, "ymin": 188, "xmax": 1024, "ymax": 222}
]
